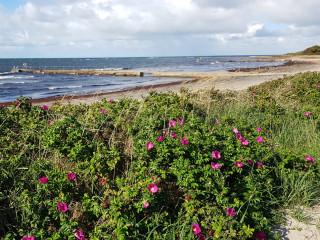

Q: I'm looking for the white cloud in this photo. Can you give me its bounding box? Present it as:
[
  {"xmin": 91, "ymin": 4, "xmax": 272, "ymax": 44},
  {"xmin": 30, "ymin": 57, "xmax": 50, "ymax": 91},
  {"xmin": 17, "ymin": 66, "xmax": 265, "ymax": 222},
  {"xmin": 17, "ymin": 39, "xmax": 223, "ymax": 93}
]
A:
[{"xmin": 0, "ymin": 0, "xmax": 319, "ymax": 57}]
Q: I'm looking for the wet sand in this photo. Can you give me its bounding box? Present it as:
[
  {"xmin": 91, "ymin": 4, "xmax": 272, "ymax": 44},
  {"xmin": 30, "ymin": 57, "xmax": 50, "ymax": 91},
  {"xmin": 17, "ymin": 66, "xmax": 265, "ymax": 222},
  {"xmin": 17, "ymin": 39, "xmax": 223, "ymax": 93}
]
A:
[{"xmin": 1, "ymin": 56, "xmax": 320, "ymax": 106}]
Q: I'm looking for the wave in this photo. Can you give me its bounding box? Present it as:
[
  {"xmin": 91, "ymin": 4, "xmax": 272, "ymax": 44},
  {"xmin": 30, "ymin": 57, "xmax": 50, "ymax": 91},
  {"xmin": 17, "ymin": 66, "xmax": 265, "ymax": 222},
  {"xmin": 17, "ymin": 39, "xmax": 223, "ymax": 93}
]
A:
[
  {"xmin": 0, "ymin": 80, "xmax": 40, "ymax": 85},
  {"xmin": 48, "ymin": 85, "xmax": 82, "ymax": 90},
  {"xmin": 0, "ymin": 75, "xmax": 35, "ymax": 80}
]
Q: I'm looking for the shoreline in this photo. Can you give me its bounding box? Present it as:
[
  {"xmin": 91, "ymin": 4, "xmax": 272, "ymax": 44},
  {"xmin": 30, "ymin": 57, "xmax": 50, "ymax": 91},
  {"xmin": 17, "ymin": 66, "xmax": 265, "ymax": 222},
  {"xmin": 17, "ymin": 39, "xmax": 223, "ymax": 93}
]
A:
[{"xmin": 1, "ymin": 57, "xmax": 320, "ymax": 106}]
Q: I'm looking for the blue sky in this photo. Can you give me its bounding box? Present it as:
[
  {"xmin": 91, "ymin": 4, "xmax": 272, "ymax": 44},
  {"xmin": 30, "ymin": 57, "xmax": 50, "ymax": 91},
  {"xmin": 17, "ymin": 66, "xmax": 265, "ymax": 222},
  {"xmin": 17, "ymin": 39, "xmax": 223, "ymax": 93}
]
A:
[{"xmin": 0, "ymin": 0, "xmax": 319, "ymax": 58}]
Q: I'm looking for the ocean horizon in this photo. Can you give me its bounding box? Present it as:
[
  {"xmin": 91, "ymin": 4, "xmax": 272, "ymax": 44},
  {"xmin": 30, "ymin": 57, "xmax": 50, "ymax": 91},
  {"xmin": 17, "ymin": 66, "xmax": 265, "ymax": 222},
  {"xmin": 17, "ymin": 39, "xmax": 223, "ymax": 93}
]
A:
[{"xmin": 0, "ymin": 56, "xmax": 284, "ymax": 103}]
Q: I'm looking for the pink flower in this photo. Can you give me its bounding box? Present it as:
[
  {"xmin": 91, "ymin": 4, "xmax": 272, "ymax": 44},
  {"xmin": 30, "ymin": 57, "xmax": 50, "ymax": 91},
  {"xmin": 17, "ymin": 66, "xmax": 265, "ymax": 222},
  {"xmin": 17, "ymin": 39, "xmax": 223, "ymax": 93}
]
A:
[
  {"xmin": 181, "ymin": 139, "xmax": 188, "ymax": 145},
  {"xmin": 109, "ymin": 99, "xmax": 114, "ymax": 102},
  {"xmin": 147, "ymin": 184, "xmax": 158, "ymax": 193},
  {"xmin": 164, "ymin": 130, "xmax": 168, "ymax": 136},
  {"xmin": 48, "ymin": 120, "xmax": 53, "ymax": 126},
  {"xmin": 253, "ymin": 231, "xmax": 267, "ymax": 240},
  {"xmin": 317, "ymin": 85, "xmax": 320, "ymax": 88},
  {"xmin": 257, "ymin": 162, "xmax": 264, "ymax": 168},
  {"xmin": 291, "ymin": 107, "xmax": 296, "ymax": 110},
  {"xmin": 256, "ymin": 128, "xmax": 262, "ymax": 132},
  {"xmin": 16, "ymin": 101, "xmax": 21, "ymax": 106},
  {"xmin": 256, "ymin": 137, "xmax": 264, "ymax": 143},
  {"xmin": 145, "ymin": 142, "xmax": 154, "ymax": 151},
  {"xmin": 216, "ymin": 120, "xmax": 220, "ymax": 124},
  {"xmin": 305, "ymin": 165, "xmax": 309, "ymax": 168},
  {"xmin": 157, "ymin": 135, "xmax": 163, "ymax": 142},
  {"xmin": 39, "ymin": 177, "xmax": 48, "ymax": 184},
  {"xmin": 241, "ymin": 139, "xmax": 249, "ymax": 146},
  {"xmin": 233, "ymin": 128, "xmax": 239, "ymax": 134},
  {"xmin": 236, "ymin": 134, "xmax": 243, "ymax": 140},
  {"xmin": 179, "ymin": 120, "xmax": 185, "ymax": 125},
  {"xmin": 304, "ymin": 155, "xmax": 315, "ymax": 162},
  {"xmin": 169, "ymin": 120, "xmax": 176, "ymax": 128},
  {"xmin": 21, "ymin": 236, "xmax": 35, "ymax": 240},
  {"xmin": 192, "ymin": 223, "xmax": 201, "ymax": 235},
  {"xmin": 42, "ymin": 105, "xmax": 49, "ymax": 110},
  {"xmin": 226, "ymin": 207, "xmax": 236, "ymax": 217},
  {"xmin": 67, "ymin": 172, "xmax": 76, "ymax": 180},
  {"xmin": 57, "ymin": 202, "xmax": 68, "ymax": 212},
  {"xmin": 74, "ymin": 229, "xmax": 85, "ymax": 240},
  {"xmin": 143, "ymin": 202, "xmax": 150, "ymax": 208},
  {"xmin": 212, "ymin": 150, "xmax": 221, "ymax": 159},
  {"xmin": 197, "ymin": 233, "xmax": 206, "ymax": 240},
  {"xmin": 170, "ymin": 132, "xmax": 177, "ymax": 138},
  {"xmin": 211, "ymin": 162, "xmax": 222, "ymax": 169},
  {"xmin": 101, "ymin": 109, "xmax": 106, "ymax": 114},
  {"xmin": 247, "ymin": 159, "xmax": 253, "ymax": 164},
  {"xmin": 304, "ymin": 112, "xmax": 311, "ymax": 116},
  {"xmin": 235, "ymin": 161, "xmax": 244, "ymax": 168}
]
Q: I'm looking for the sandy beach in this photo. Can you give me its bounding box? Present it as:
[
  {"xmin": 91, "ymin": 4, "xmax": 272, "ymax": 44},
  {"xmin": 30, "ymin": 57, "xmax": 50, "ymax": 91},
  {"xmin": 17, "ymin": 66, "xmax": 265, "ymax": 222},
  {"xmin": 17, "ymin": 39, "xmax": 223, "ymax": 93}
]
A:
[{"xmin": 7, "ymin": 56, "xmax": 317, "ymax": 107}]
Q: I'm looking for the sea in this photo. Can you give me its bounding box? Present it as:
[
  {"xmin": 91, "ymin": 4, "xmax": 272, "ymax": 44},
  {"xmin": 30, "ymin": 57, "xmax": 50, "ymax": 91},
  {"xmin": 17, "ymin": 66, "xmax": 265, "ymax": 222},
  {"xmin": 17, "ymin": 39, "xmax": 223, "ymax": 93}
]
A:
[{"xmin": 0, "ymin": 56, "xmax": 284, "ymax": 103}]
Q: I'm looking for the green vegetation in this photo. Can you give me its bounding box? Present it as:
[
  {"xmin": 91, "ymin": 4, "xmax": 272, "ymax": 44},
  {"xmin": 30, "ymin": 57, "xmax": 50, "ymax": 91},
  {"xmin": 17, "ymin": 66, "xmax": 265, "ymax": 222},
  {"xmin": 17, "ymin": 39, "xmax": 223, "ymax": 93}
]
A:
[
  {"xmin": 285, "ymin": 45, "xmax": 320, "ymax": 55},
  {"xmin": 1, "ymin": 71, "xmax": 320, "ymax": 239}
]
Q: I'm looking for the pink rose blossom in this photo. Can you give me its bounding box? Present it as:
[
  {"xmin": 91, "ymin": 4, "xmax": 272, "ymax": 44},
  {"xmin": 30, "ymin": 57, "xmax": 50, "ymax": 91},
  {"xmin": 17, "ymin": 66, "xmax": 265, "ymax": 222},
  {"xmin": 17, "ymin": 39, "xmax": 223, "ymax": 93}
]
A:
[
  {"xmin": 305, "ymin": 165, "xmax": 309, "ymax": 168},
  {"xmin": 212, "ymin": 150, "xmax": 221, "ymax": 159},
  {"xmin": 211, "ymin": 162, "xmax": 222, "ymax": 169},
  {"xmin": 181, "ymin": 139, "xmax": 188, "ymax": 145},
  {"xmin": 21, "ymin": 236, "xmax": 35, "ymax": 240},
  {"xmin": 170, "ymin": 132, "xmax": 177, "ymax": 138},
  {"xmin": 247, "ymin": 159, "xmax": 253, "ymax": 164},
  {"xmin": 304, "ymin": 155, "xmax": 315, "ymax": 162},
  {"xmin": 147, "ymin": 184, "xmax": 158, "ymax": 193},
  {"xmin": 241, "ymin": 139, "xmax": 249, "ymax": 146},
  {"xmin": 101, "ymin": 109, "xmax": 106, "ymax": 114},
  {"xmin": 169, "ymin": 120, "xmax": 176, "ymax": 128},
  {"xmin": 16, "ymin": 101, "xmax": 21, "ymax": 106},
  {"xmin": 39, "ymin": 177, "xmax": 48, "ymax": 184},
  {"xmin": 233, "ymin": 128, "xmax": 239, "ymax": 134},
  {"xmin": 304, "ymin": 112, "xmax": 311, "ymax": 116},
  {"xmin": 257, "ymin": 162, "xmax": 264, "ymax": 168},
  {"xmin": 216, "ymin": 120, "xmax": 220, "ymax": 124},
  {"xmin": 74, "ymin": 229, "xmax": 85, "ymax": 240},
  {"xmin": 291, "ymin": 107, "xmax": 296, "ymax": 110},
  {"xmin": 48, "ymin": 121, "xmax": 53, "ymax": 126},
  {"xmin": 256, "ymin": 137, "xmax": 264, "ymax": 143},
  {"xmin": 192, "ymin": 223, "xmax": 201, "ymax": 235},
  {"xmin": 256, "ymin": 128, "xmax": 262, "ymax": 132},
  {"xmin": 143, "ymin": 202, "xmax": 150, "ymax": 208},
  {"xmin": 235, "ymin": 161, "xmax": 244, "ymax": 168},
  {"xmin": 67, "ymin": 172, "xmax": 76, "ymax": 180},
  {"xmin": 42, "ymin": 105, "xmax": 49, "ymax": 110},
  {"xmin": 236, "ymin": 134, "xmax": 243, "ymax": 140},
  {"xmin": 197, "ymin": 233, "xmax": 206, "ymax": 240},
  {"xmin": 57, "ymin": 202, "xmax": 68, "ymax": 212},
  {"xmin": 157, "ymin": 135, "xmax": 163, "ymax": 142},
  {"xmin": 179, "ymin": 120, "xmax": 185, "ymax": 125},
  {"xmin": 253, "ymin": 232, "xmax": 267, "ymax": 240},
  {"xmin": 226, "ymin": 207, "xmax": 236, "ymax": 217},
  {"xmin": 145, "ymin": 142, "xmax": 154, "ymax": 151},
  {"xmin": 109, "ymin": 99, "xmax": 114, "ymax": 102}
]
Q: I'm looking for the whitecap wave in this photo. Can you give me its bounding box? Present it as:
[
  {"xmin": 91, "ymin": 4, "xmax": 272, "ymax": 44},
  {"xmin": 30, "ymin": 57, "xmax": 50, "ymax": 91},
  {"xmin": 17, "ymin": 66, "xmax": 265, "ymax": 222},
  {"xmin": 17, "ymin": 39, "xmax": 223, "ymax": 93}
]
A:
[
  {"xmin": 0, "ymin": 75, "xmax": 35, "ymax": 80},
  {"xmin": 48, "ymin": 85, "xmax": 82, "ymax": 90}
]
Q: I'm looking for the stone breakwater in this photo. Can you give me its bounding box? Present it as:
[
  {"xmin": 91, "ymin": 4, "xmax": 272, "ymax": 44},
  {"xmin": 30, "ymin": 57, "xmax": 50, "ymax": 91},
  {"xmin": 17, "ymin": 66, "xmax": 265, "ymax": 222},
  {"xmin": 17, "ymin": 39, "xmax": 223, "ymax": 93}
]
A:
[{"xmin": 12, "ymin": 69, "xmax": 144, "ymax": 77}]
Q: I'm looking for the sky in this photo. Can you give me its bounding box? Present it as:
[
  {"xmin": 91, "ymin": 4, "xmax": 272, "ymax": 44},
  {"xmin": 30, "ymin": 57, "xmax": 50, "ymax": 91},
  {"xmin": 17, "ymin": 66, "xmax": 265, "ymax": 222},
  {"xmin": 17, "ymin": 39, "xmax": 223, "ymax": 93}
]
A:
[{"xmin": 0, "ymin": 0, "xmax": 319, "ymax": 58}]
